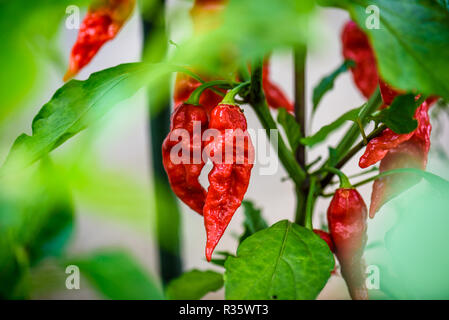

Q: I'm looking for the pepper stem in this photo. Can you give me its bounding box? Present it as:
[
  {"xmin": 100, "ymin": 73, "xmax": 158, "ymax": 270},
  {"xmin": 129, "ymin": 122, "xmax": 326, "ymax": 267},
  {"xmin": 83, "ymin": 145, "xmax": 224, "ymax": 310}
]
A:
[
  {"xmin": 323, "ymin": 167, "xmax": 352, "ymax": 189},
  {"xmin": 221, "ymin": 81, "xmax": 251, "ymax": 105},
  {"xmin": 186, "ymin": 80, "xmax": 233, "ymax": 106}
]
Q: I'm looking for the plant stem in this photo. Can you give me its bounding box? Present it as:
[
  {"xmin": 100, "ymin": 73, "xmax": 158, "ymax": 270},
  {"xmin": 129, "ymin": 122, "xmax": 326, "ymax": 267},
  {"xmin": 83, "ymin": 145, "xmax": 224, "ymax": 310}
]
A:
[
  {"xmin": 319, "ymin": 89, "xmax": 383, "ymax": 190},
  {"xmin": 294, "ymin": 47, "xmax": 308, "ymax": 225},
  {"xmin": 143, "ymin": 0, "xmax": 182, "ymax": 286},
  {"xmin": 320, "ymin": 124, "xmax": 387, "ymax": 189},
  {"xmin": 249, "ymin": 59, "xmax": 306, "ymax": 186},
  {"xmin": 294, "ymin": 48, "xmax": 307, "ymax": 167},
  {"xmin": 305, "ymin": 177, "xmax": 317, "ymax": 230}
]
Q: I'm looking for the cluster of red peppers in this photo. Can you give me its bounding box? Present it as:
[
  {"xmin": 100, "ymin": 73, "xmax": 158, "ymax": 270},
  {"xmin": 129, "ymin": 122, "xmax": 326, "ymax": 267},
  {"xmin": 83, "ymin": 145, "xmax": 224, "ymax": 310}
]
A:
[
  {"xmin": 342, "ymin": 20, "xmax": 436, "ymax": 218},
  {"xmin": 164, "ymin": 0, "xmax": 294, "ymax": 261}
]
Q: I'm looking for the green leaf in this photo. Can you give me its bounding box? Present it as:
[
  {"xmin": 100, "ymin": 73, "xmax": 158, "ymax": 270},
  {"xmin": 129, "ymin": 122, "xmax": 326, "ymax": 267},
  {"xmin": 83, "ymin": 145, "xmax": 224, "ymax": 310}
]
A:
[
  {"xmin": 1, "ymin": 63, "xmax": 152, "ymax": 173},
  {"xmin": 437, "ymin": 0, "xmax": 449, "ymax": 11},
  {"xmin": 166, "ymin": 270, "xmax": 224, "ymax": 300},
  {"xmin": 336, "ymin": 0, "xmax": 449, "ymax": 101},
  {"xmin": 312, "ymin": 60, "xmax": 355, "ymax": 112},
  {"xmin": 300, "ymin": 107, "xmax": 361, "ymax": 147},
  {"xmin": 225, "ymin": 220, "xmax": 334, "ymax": 300},
  {"xmin": 0, "ymin": 159, "xmax": 74, "ymax": 298},
  {"xmin": 239, "ymin": 200, "xmax": 269, "ymax": 244},
  {"xmin": 67, "ymin": 250, "xmax": 164, "ymax": 300},
  {"xmin": 376, "ymin": 93, "xmax": 418, "ymax": 134},
  {"xmin": 277, "ymin": 108, "xmax": 302, "ymax": 152}
]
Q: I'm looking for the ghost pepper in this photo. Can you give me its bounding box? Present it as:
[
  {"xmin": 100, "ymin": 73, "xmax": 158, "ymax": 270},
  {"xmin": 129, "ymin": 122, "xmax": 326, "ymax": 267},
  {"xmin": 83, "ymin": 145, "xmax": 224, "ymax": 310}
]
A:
[
  {"xmin": 162, "ymin": 103, "xmax": 209, "ymax": 215},
  {"xmin": 64, "ymin": 0, "xmax": 136, "ymax": 81},
  {"xmin": 327, "ymin": 169, "xmax": 368, "ymax": 300},
  {"xmin": 341, "ymin": 20, "xmax": 379, "ymax": 99},
  {"xmin": 203, "ymin": 87, "xmax": 254, "ymax": 261}
]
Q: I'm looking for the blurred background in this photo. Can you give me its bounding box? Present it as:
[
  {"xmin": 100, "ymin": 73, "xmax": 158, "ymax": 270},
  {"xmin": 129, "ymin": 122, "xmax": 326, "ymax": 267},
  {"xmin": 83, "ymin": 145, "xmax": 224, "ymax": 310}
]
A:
[{"xmin": 1, "ymin": 0, "xmax": 448, "ymax": 300}]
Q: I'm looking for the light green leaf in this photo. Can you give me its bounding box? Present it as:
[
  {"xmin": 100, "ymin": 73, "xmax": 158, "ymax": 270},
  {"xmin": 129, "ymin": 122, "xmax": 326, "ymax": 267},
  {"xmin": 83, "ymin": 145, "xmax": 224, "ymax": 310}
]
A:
[
  {"xmin": 225, "ymin": 220, "xmax": 334, "ymax": 300},
  {"xmin": 239, "ymin": 200, "xmax": 269, "ymax": 244},
  {"xmin": 312, "ymin": 60, "xmax": 355, "ymax": 112},
  {"xmin": 277, "ymin": 108, "xmax": 302, "ymax": 152},
  {"xmin": 300, "ymin": 107, "xmax": 361, "ymax": 147},
  {"xmin": 67, "ymin": 250, "xmax": 164, "ymax": 300},
  {"xmin": 166, "ymin": 270, "xmax": 224, "ymax": 300},
  {"xmin": 376, "ymin": 93, "xmax": 418, "ymax": 134},
  {"xmin": 1, "ymin": 63, "xmax": 153, "ymax": 173}
]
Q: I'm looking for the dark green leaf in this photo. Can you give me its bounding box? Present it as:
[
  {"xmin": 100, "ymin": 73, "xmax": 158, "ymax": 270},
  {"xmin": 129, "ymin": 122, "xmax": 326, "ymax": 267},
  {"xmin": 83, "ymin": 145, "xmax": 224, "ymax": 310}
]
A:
[
  {"xmin": 166, "ymin": 270, "xmax": 224, "ymax": 300},
  {"xmin": 328, "ymin": 0, "xmax": 449, "ymax": 100},
  {"xmin": 67, "ymin": 250, "xmax": 164, "ymax": 300},
  {"xmin": 277, "ymin": 108, "xmax": 302, "ymax": 152},
  {"xmin": 225, "ymin": 220, "xmax": 334, "ymax": 300},
  {"xmin": 300, "ymin": 107, "xmax": 361, "ymax": 147},
  {"xmin": 312, "ymin": 60, "xmax": 355, "ymax": 112},
  {"xmin": 328, "ymin": 147, "xmax": 339, "ymax": 167},
  {"xmin": 376, "ymin": 94, "xmax": 418, "ymax": 134},
  {"xmin": 1, "ymin": 63, "xmax": 152, "ymax": 173},
  {"xmin": 239, "ymin": 200, "xmax": 269, "ymax": 244},
  {"xmin": 437, "ymin": 0, "xmax": 449, "ymax": 11}
]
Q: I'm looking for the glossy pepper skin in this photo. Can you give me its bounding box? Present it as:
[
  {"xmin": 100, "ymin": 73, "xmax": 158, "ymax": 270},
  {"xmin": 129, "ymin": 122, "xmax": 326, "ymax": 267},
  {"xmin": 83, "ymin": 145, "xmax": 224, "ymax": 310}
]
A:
[
  {"xmin": 203, "ymin": 104, "xmax": 254, "ymax": 261},
  {"xmin": 162, "ymin": 103, "xmax": 209, "ymax": 215},
  {"xmin": 341, "ymin": 21, "xmax": 379, "ymax": 99},
  {"xmin": 64, "ymin": 0, "xmax": 136, "ymax": 81},
  {"xmin": 328, "ymin": 188, "xmax": 368, "ymax": 300}
]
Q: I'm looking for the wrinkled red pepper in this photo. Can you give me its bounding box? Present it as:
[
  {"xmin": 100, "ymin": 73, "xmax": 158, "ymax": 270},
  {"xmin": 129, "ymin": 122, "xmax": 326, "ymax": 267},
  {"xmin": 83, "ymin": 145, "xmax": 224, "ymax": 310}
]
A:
[
  {"xmin": 341, "ymin": 21, "xmax": 379, "ymax": 99},
  {"xmin": 328, "ymin": 187, "xmax": 368, "ymax": 300},
  {"xmin": 162, "ymin": 103, "xmax": 209, "ymax": 215},
  {"xmin": 203, "ymin": 103, "xmax": 254, "ymax": 261},
  {"xmin": 361, "ymin": 98, "xmax": 435, "ymax": 217},
  {"xmin": 64, "ymin": 0, "xmax": 136, "ymax": 81}
]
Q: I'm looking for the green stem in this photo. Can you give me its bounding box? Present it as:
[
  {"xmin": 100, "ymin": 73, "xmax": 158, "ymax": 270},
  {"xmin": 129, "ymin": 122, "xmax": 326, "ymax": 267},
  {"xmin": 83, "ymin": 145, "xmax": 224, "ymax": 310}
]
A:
[
  {"xmin": 249, "ymin": 59, "xmax": 306, "ymax": 186},
  {"xmin": 305, "ymin": 177, "xmax": 317, "ymax": 230},
  {"xmin": 322, "ymin": 167, "xmax": 352, "ymax": 189},
  {"xmin": 186, "ymin": 80, "xmax": 233, "ymax": 105},
  {"xmin": 221, "ymin": 81, "xmax": 251, "ymax": 104}
]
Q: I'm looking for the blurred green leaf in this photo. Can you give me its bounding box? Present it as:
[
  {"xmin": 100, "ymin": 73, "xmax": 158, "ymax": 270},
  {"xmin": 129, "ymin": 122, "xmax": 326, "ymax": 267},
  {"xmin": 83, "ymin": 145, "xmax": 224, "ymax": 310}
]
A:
[
  {"xmin": 366, "ymin": 169, "xmax": 449, "ymax": 299},
  {"xmin": 239, "ymin": 200, "xmax": 269, "ymax": 244},
  {"xmin": 376, "ymin": 94, "xmax": 418, "ymax": 134},
  {"xmin": 0, "ymin": 0, "xmax": 88, "ymax": 120},
  {"xmin": 312, "ymin": 60, "xmax": 355, "ymax": 112},
  {"xmin": 0, "ymin": 159, "xmax": 73, "ymax": 298},
  {"xmin": 300, "ymin": 106, "xmax": 361, "ymax": 147},
  {"xmin": 67, "ymin": 250, "xmax": 164, "ymax": 300},
  {"xmin": 277, "ymin": 108, "xmax": 302, "ymax": 152},
  {"xmin": 1, "ymin": 63, "xmax": 154, "ymax": 174},
  {"xmin": 166, "ymin": 270, "xmax": 224, "ymax": 300},
  {"xmin": 225, "ymin": 220, "xmax": 334, "ymax": 300},
  {"xmin": 324, "ymin": 0, "xmax": 449, "ymax": 100}
]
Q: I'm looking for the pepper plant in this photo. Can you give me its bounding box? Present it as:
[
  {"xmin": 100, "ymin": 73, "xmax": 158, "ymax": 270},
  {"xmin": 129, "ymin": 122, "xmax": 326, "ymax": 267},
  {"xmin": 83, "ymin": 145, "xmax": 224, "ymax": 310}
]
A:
[{"xmin": 1, "ymin": 0, "xmax": 449, "ymax": 300}]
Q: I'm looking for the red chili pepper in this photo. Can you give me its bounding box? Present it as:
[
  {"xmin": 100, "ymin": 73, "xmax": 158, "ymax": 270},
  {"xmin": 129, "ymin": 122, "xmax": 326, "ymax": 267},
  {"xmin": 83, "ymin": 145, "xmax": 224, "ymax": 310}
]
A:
[
  {"xmin": 203, "ymin": 103, "xmax": 254, "ymax": 261},
  {"xmin": 341, "ymin": 21, "xmax": 379, "ymax": 99},
  {"xmin": 364, "ymin": 99, "xmax": 435, "ymax": 217},
  {"xmin": 313, "ymin": 229, "xmax": 335, "ymax": 253},
  {"xmin": 64, "ymin": 0, "xmax": 136, "ymax": 81},
  {"xmin": 162, "ymin": 103, "xmax": 209, "ymax": 215},
  {"xmin": 327, "ymin": 187, "xmax": 368, "ymax": 300},
  {"xmin": 262, "ymin": 61, "xmax": 295, "ymax": 113}
]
